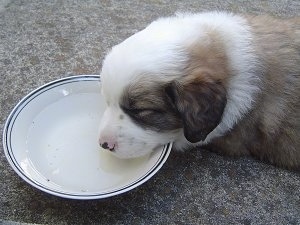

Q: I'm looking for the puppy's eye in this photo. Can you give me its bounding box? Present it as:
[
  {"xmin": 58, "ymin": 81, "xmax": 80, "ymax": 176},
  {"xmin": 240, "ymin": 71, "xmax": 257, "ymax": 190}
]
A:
[
  {"xmin": 135, "ymin": 109, "xmax": 159, "ymax": 117},
  {"xmin": 121, "ymin": 106, "xmax": 163, "ymax": 117}
]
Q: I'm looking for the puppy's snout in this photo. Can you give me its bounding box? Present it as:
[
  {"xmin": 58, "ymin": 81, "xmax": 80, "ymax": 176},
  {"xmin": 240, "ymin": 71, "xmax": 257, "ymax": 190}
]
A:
[
  {"xmin": 100, "ymin": 142, "xmax": 115, "ymax": 151},
  {"xmin": 99, "ymin": 138, "xmax": 117, "ymax": 152}
]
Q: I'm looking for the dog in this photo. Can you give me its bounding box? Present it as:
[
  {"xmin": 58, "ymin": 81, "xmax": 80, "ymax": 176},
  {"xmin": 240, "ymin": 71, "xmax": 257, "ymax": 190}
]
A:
[{"xmin": 98, "ymin": 12, "xmax": 300, "ymax": 169}]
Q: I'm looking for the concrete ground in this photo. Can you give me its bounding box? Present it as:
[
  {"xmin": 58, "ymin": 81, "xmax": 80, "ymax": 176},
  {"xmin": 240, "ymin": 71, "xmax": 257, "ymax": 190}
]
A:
[{"xmin": 0, "ymin": 0, "xmax": 300, "ymax": 224}]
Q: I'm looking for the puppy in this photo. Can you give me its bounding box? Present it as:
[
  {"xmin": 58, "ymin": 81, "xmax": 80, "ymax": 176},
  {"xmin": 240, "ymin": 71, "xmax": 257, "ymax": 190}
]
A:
[{"xmin": 98, "ymin": 12, "xmax": 300, "ymax": 169}]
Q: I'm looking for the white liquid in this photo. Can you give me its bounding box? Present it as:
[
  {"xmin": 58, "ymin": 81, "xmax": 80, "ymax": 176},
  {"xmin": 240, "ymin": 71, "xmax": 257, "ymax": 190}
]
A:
[{"xmin": 98, "ymin": 149, "xmax": 150, "ymax": 174}]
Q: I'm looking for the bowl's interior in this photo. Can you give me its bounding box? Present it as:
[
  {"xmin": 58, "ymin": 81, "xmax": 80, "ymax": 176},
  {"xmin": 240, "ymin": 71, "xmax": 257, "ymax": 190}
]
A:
[{"xmin": 4, "ymin": 76, "xmax": 171, "ymax": 199}]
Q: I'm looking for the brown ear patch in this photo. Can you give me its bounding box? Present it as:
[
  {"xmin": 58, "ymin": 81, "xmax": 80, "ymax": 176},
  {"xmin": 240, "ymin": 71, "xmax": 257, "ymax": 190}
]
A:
[
  {"xmin": 165, "ymin": 79, "xmax": 227, "ymax": 143},
  {"xmin": 185, "ymin": 28, "xmax": 230, "ymax": 84}
]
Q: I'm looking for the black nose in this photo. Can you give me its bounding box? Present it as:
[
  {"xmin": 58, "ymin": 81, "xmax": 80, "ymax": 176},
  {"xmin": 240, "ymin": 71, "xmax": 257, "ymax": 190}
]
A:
[{"xmin": 100, "ymin": 142, "xmax": 115, "ymax": 151}]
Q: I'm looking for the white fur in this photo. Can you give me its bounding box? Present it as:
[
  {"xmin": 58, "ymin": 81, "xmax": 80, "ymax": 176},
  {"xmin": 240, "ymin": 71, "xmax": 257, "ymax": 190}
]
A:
[{"xmin": 99, "ymin": 12, "xmax": 261, "ymax": 158}]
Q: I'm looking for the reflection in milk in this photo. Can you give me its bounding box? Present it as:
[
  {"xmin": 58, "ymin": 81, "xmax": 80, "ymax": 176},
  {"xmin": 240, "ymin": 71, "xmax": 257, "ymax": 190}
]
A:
[{"xmin": 98, "ymin": 148, "xmax": 150, "ymax": 173}]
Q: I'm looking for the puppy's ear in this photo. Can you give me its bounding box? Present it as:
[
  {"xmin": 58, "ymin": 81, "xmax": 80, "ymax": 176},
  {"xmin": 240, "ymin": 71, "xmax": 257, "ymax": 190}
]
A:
[{"xmin": 165, "ymin": 79, "xmax": 227, "ymax": 143}]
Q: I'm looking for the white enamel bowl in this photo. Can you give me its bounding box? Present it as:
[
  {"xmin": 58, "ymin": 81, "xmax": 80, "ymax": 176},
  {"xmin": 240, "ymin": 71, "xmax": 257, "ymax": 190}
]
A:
[{"xmin": 3, "ymin": 75, "xmax": 172, "ymax": 200}]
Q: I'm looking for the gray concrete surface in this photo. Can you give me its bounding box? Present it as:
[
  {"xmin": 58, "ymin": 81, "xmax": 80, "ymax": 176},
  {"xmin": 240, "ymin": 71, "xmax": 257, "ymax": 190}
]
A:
[{"xmin": 0, "ymin": 0, "xmax": 300, "ymax": 224}]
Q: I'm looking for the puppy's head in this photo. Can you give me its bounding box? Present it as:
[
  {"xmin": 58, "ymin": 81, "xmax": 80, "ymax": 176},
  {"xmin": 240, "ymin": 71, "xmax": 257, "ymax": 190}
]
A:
[{"xmin": 98, "ymin": 14, "xmax": 229, "ymax": 158}]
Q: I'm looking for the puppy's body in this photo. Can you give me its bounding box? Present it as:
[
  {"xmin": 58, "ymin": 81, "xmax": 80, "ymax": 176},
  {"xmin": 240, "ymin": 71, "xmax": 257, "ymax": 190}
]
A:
[
  {"xmin": 207, "ymin": 16, "xmax": 300, "ymax": 167},
  {"xmin": 99, "ymin": 12, "xmax": 300, "ymax": 168}
]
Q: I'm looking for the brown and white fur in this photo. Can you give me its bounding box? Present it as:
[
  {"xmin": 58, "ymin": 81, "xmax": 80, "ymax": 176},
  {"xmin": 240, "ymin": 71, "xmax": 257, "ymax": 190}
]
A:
[{"xmin": 98, "ymin": 12, "xmax": 300, "ymax": 169}]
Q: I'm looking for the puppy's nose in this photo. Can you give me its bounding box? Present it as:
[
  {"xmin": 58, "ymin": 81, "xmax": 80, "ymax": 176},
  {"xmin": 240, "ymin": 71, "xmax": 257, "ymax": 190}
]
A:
[{"xmin": 99, "ymin": 140, "xmax": 117, "ymax": 151}]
